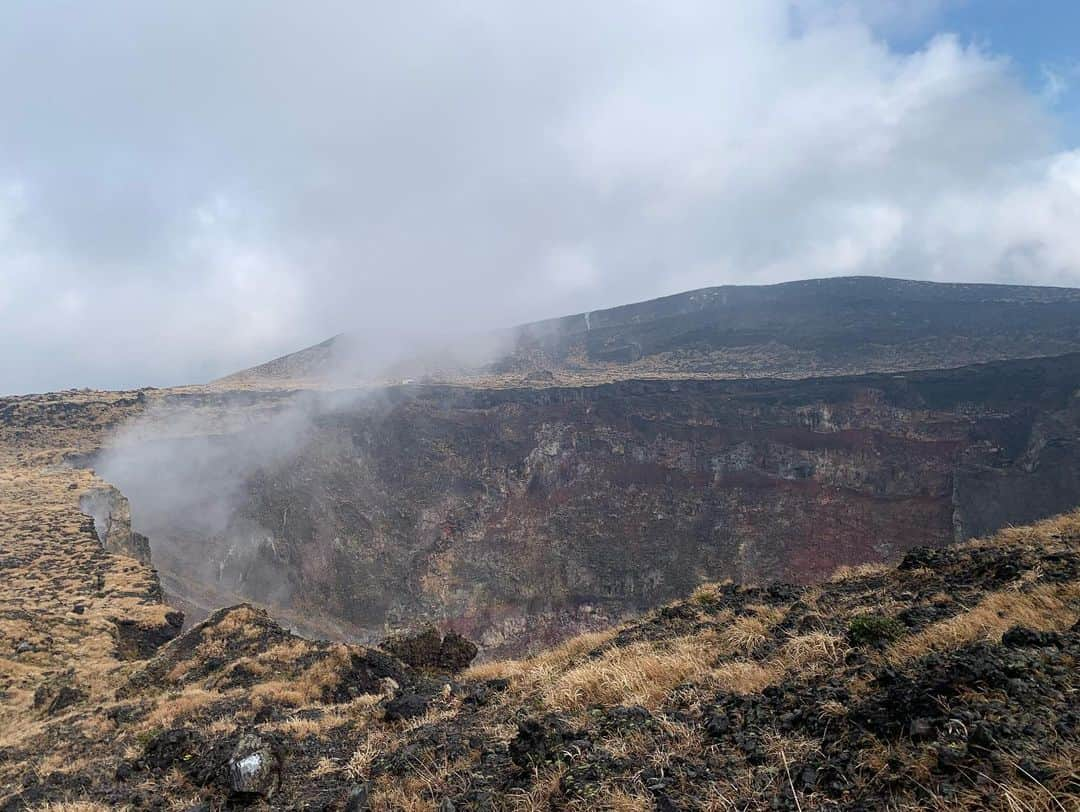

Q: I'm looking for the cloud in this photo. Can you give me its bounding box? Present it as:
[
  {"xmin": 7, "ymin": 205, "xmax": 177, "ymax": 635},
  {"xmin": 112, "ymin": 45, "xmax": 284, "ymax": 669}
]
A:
[{"xmin": 0, "ymin": 1, "xmax": 1076, "ymax": 393}]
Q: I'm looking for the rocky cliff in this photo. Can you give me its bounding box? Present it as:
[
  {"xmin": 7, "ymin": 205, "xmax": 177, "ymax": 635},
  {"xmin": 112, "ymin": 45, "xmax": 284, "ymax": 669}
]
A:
[{"xmin": 100, "ymin": 353, "xmax": 1080, "ymax": 656}]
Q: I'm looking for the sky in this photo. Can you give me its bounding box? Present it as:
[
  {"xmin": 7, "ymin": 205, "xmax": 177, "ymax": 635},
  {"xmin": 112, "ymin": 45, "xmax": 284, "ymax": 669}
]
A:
[{"xmin": 1, "ymin": 1, "xmax": 1078, "ymax": 394}]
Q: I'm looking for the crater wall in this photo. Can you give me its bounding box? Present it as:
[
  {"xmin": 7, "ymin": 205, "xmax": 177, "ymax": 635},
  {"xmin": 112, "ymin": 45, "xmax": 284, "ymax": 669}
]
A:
[{"xmin": 102, "ymin": 354, "xmax": 1080, "ymax": 656}]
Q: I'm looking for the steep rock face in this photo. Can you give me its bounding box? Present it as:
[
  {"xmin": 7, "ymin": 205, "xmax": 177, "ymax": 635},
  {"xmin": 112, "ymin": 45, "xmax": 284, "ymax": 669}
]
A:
[
  {"xmin": 78, "ymin": 485, "xmax": 153, "ymax": 564},
  {"xmin": 105, "ymin": 354, "xmax": 1080, "ymax": 656}
]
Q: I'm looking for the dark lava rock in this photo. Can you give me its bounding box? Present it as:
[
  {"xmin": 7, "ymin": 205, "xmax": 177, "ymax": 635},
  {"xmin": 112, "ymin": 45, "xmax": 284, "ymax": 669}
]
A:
[
  {"xmin": 598, "ymin": 704, "xmax": 653, "ymax": 732},
  {"xmin": 320, "ymin": 649, "xmax": 410, "ymax": 703},
  {"xmin": 908, "ymin": 717, "xmax": 935, "ymax": 741},
  {"xmin": 1001, "ymin": 625, "xmax": 1062, "ymax": 648},
  {"xmin": 379, "ymin": 626, "xmax": 478, "ymax": 673},
  {"xmin": 463, "ymin": 678, "xmax": 510, "ymax": 707},
  {"xmin": 384, "ymin": 693, "xmax": 431, "ymax": 722},
  {"xmin": 658, "ymin": 603, "xmax": 698, "ymax": 621},
  {"xmin": 381, "ymin": 626, "xmax": 442, "ymax": 666},
  {"xmin": 438, "ymin": 631, "xmax": 479, "ymax": 672},
  {"xmin": 140, "ymin": 728, "xmax": 205, "ymax": 772},
  {"xmin": 138, "ymin": 727, "xmax": 252, "ymax": 790},
  {"xmin": 32, "ymin": 682, "xmax": 85, "ymax": 715},
  {"xmin": 897, "ymin": 602, "xmax": 954, "ymax": 629},
  {"xmin": 936, "ymin": 741, "xmax": 968, "ymax": 771},
  {"xmin": 794, "ymin": 612, "xmax": 826, "ymax": 633},
  {"xmin": 899, "ymin": 546, "xmax": 952, "ymax": 571},
  {"xmin": 228, "ymin": 734, "xmax": 282, "ymax": 799},
  {"xmin": 509, "ymin": 715, "xmax": 578, "ymax": 768},
  {"xmin": 111, "ymin": 611, "xmax": 185, "ymax": 660}
]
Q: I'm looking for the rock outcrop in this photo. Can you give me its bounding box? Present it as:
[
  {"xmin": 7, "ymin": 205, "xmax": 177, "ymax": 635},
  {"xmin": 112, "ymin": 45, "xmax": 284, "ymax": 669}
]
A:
[
  {"xmin": 380, "ymin": 626, "xmax": 479, "ymax": 672},
  {"xmin": 78, "ymin": 485, "xmax": 152, "ymax": 564}
]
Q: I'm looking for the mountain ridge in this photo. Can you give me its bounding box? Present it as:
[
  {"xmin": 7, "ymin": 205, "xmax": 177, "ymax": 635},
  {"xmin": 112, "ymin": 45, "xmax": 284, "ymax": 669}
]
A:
[{"xmin": 218, "ymin": 275, "xmax": 1080, "ymax": 389}]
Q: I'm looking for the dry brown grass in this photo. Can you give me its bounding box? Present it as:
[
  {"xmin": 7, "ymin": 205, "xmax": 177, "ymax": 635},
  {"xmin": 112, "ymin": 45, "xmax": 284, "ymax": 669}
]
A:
[
  {"xmin": 249, "ymin": 680, "xmax": 308, "ymax": 709},
  {"xmin": 828, "ymin": 561, "xmax": 891, "ymax": 582},
  {"xmin": 460, "ymin": 626, "xmax": 621, "ymax": 704},
  {"xmin": 346, "ymin": 730, "xmax": 392, "ymax": 781},
  {"xmin": 260, "ymin": 639, "xmax": 310, "ymax": 663},
  {"xmin": 270, "ymin": 706, "xmax": 348, "ymax": 740},
  {"xmin": 464, "ymin": 586, "xmax": 835, "ymax": 716},
  {"xmin": 708, "ymin": 660, "xmax": 777, "ymax": 694},
  {"xmin": 543, "ymin": 634, "xmax": 714, "ymax": 711},
  {"xmin": 363, "ymin": 753, "xmax": 472, "ymax": 812},
  {"xmin": 776, "ymin": 631, "xmax": 847, "ymax": 673},
  {"xmin": 311, "ymin": 756, "xmax": 340, "ymax": 777},
  {"xmin": 946, "ymin": 766, "xmax": 1079, "ymax": 812},
  {"xmin": 243, "ymin": 646, "xmax": 354, "ymax": 710},
  {"xmin": 530, "ymin": 627, "xmax": 621, "ymax": 670},
  {"xmin": 460, "ymin": 658, "xmax": 519, "ymax": 682},
  {"xmin": 588, "ymin": 787, "xmax": 655, "ymax": 811},
  {"xmin": 646, "ymin": 717, "xmax": 707, "ymax": 770},
  {"xmin": 716, "ymin": 615, "xmax": 771, "ymax": 654},
  {"xmin": 141, "ymin": 687, "xmax": 220, "ymax": 729},
  {"xmin": 203, "ymin": 605, "xmax": 263, "ymax": 637},
  {"xmin": 501, "ymin": 765, "xmax": 566, "ymax": 812},
  {"xmin": 366, "ymin": 784, "xmax": 437, "ymax": 812},
  {"xmin": 888, "ymin": 580, "xmax": 1080, "ymax": 663},
  {"xmin": 293, "ymin": 644, "xmax": 351, "ymax": 698}
]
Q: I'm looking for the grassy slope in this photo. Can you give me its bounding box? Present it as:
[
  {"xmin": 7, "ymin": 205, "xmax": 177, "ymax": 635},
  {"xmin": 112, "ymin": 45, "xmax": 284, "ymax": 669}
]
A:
[{"xmin": 0, "ymin": 510, "xmax": 1076, "ymax": 810}]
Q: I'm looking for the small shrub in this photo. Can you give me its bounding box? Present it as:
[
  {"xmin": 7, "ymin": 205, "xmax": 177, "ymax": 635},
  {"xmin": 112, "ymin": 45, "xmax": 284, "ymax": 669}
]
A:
[
  {"xmin": 847, "ymin": 614, "xmax": 904, "ymax": 647},
  {"xmin": 691, "ymin": 585, "xmax": 721, "ymax": 610}
]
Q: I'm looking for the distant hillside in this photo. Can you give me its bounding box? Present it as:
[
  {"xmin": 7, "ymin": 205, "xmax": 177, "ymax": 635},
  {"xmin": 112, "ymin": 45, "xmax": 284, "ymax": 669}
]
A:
[{"xmin": 218, "ymin": 276, "xmax": 1080, "ymax": 388}]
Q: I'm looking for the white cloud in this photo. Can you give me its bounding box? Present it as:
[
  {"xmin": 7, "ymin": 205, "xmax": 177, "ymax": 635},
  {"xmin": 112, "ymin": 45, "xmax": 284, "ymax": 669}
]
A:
[{"xmin": 0, "ymin": 1, "xmax": 1076, "ymax": 392}]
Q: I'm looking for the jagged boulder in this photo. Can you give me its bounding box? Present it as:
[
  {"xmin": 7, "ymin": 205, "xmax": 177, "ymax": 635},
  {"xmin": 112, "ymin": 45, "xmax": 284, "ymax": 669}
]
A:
[
  {"xmin": 379, "ymin": 626, "xmax": 478, "ymax": 673},
  {"xmin": 1001, "ymin": 625, "xmax": 1063, "ymax": 648},
  {"xmin": 79, "ymin": 485, "xmax": 152, "ymax": 564},
  {"xmin": 228, "ymin": 734, "xmax": 282, "ymax": 800},
  {"xmin": 384, "ymin": 692, "xmax": 431, "ymax": 722},
  {"xmin": 509, "ymin": 715, "xmax": 579, "ymax": 768}
]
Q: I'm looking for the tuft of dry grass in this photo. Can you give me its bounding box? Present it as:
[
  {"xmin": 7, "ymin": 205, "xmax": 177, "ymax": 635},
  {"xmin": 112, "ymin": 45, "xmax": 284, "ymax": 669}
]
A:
[
  {"xmin": 259, "ymin": 639, "xmax": 309, "ymax": 663},
  {"xmin": 590, "ymin": 787, "xmax": 655, "ymax": 811},
  {"xmin": 249, "ymin": 680, "xmax": 308, "ymax": 709},
  {"xmin": 543, "ymin": 634, "xmax": 713, "ymax": 711},
  {"xmin": 346, "ymin": 730, "xmax": 392, "ymax": 782},
  {"xmin": 776, "ymin": 632, "xmax": 847, "ymax": 673},
  {"xmin": 828, "ymin": 561, "xmax": 891, "ymax": 582},
  {"xmin": 717, "ymin": 615, "xmax": 771, "ymax": 654},
  {"xmin": 502, "ymin": 765, "xmax": 566, "ymax": 812},
  {"xmin": 200, "ymin": 605, "xmax": 263, "ymax": 638},
  {"xmin": 708, "ymin": 660, "xmax": 776, "ymax": 695},
  {"xmin": 270, "ymin": 706, "xmax": 348, "ymax": 740},
  {"xmin": 141, "ymin": 687, "xmax": 220, "ymax": 729}
]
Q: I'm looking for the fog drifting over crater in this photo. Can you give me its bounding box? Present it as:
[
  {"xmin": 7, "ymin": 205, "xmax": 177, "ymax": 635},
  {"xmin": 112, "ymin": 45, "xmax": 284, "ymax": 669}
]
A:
[{"xmin": 2, "ymin": 1, "xmax": 1079, "ymax": 393}]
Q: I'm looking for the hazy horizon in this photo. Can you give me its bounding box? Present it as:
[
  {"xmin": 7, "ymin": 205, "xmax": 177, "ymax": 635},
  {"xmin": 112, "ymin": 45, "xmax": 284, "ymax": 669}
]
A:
[{"xmin": 2, "ymin": 1, "xmax": 1079, "ymax": 394}]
